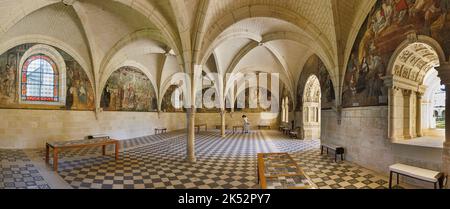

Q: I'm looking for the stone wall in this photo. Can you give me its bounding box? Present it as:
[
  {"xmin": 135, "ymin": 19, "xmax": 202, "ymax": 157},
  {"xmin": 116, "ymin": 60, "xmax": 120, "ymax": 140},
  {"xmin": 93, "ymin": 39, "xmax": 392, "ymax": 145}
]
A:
[
  {"xmin": 321, "ymin": 106, "xmax": 442, "ymax": 175},
  {"xmin": 195, "ymin": 112, "xmax": 280, "ymax": 130},
  {"xmin": 0, "ymin": 109, "xmax": 186, "ymax": 149}
]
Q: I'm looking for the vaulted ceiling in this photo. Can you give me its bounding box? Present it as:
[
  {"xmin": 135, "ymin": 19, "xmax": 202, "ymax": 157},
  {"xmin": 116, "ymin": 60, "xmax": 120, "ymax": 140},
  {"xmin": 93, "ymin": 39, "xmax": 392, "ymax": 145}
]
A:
[{"xmin": 0, "ymin": 0, "xmax": 376, "ymax": 109}]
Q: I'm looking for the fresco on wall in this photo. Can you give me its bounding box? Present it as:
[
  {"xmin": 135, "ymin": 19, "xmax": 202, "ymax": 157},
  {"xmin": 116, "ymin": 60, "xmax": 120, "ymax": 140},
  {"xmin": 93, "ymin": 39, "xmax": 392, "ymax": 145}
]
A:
[
  {"xmin": 0, "ymin": 43, "xmax": 94, "ymax": 110},
  {"xmin": 296, "ymin": 55, "xmax": 335, "ymax": 111},
  {"xmin": 161, "ymin": 85, "xmax": 184, "ymax": 112},
  {"xmin": 233, "ymin": 87, "xmax": 273, "ymax": 113},
  {"xmin": 343, "ymin": 0, "xmax": 450, "ymax": 107},
  {"xmin": 61, "ymin": 51, "xmax": 95, "ymax": 110},
  {"xmin": 101, "ymin": 66, "xmax": 157, "ymax": 112}
]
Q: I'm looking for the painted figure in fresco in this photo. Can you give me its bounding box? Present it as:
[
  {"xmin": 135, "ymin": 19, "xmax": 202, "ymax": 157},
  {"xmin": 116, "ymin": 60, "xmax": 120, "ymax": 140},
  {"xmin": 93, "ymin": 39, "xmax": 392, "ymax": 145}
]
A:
[
  {"xmin": 356, "ymin": 57, "xmax": 369, "ymax": 93},
  {"xmin": 5, "ymin": 64, "xmax": 14, "ymax": 97},
  {"xmin": 394, "ymin": 0, "xmax": 410, "ymax": 24},
  {"xmin": 78, "ymin": 81, "xmax": 87, "ymax": 104},
  {"xmin": 66, "ymin": 85, "xmax": 74, "ymax": 109},
  {"xmin": 101, "ymin": 84, "xmax": 110, "ymax": 108},
  {"xmin": 431, "ymin": 0, "xmax": 450, "ymax": 43}
]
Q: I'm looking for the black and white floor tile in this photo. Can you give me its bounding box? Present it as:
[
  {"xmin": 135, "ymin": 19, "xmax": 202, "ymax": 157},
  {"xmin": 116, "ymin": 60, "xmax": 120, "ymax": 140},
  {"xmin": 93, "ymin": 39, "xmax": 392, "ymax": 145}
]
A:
[
  {"xmin": 0, "ymin": 149, "xmax": 51, "ymax": 189},
  {"xmin": 1, "ymin": 130, "xmax": 406, "ymax": 189}
]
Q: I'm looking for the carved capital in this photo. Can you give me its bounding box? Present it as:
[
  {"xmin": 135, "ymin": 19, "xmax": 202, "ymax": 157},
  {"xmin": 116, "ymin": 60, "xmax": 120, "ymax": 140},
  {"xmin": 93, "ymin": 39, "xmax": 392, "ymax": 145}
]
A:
[
  {"xmin": 402, "ymin": 89, "xmax": 412, "ymax": 96},
  {"xmin": 416, "ymin": 91, "xmax": 424, "ymax": 99},
  {"xmin": 406, "ymin": 31, "xmax": 418, "ymax": 43}
]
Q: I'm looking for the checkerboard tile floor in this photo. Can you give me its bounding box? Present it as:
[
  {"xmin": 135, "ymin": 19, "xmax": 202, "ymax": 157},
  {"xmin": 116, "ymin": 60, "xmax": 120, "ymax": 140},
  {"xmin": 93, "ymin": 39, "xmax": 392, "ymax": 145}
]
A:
[
  {"xmin": 2, "ymin": 130, "xmax": 406, "ymax": 189},
  {"xmin": 0, "ymin": 149, "xmax": 51, "ymax": 189}
]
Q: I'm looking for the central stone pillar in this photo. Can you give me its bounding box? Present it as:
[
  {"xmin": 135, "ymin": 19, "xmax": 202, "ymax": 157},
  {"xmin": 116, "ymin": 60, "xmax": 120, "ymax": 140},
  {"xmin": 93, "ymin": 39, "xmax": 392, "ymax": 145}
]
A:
[
  {"xmin": 220, "ymin": 109, "xmax": 226, "ymax": 137},
  {"xmin": 436, "ymin": 63, "xmax": 450, "ymax": 175},
  {"xmin": 186, "ymin": 106, "xmax": 196, "ymax": 163}
]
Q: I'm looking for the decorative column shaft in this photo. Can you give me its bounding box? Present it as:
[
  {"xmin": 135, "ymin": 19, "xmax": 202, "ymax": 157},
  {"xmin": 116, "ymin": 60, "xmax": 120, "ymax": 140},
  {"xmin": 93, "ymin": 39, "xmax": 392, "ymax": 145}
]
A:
[
  {"xmin": 186, "ymin": 106, "xmax": 196, "ymax": 163},
  {"xmin": 388, "ymin": 88, "xmax": 396, "ymax": 141},
  {"xmin": 220, "ymin": 110, "xmax": 226, "ymax": 137},
  {"xmin": 416, "ymin": 92, "xmax": 423, "ymax": 137},
  {"xmin": 402, "ymin": 89, "xmax": 413, "ymax": 139}
]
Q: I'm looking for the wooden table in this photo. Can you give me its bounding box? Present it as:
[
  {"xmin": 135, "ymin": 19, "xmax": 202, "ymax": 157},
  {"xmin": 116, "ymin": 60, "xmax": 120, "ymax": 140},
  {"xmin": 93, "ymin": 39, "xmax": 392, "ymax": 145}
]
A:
[
  {"xmin": 232, "ymin": 125, "xmax": 243, "ymax": 133},
  {"xmin": 155, "ymin": 128, "xmax": 167, "ymax": 135},
  {"xmin": 258, "ymin": 125, "xmax": 271, "ymax": 130},
  {"xmin": 257, "ymin": 153, "xmax": 317, "ymax": 189},
  {"xmin": 46, "ymin": 138, "xmax": 119, "ymax": 171},
  {"xmin": 195, "ymin": 124, "xmax": 207, "ymax": 133}
]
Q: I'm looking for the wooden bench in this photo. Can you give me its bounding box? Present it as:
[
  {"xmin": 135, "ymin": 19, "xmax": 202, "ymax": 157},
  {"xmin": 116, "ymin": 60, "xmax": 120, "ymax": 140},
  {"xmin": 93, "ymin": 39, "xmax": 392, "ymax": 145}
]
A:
[
  {"xmin": 46, "ymin": 138, "xmax": 119, "ymax": 171},
  {"xmin": 257, "ymin": 125, "xmax": 271, "ymax": 130},
  {"xmin": 232, "ymin": 125, "xmax": 243, "ymax": 133},
  {"xmin": 282, "ymin": 127, "xmax": 291, "ymax": 135},
  {"xmin": 289, "ymin": 127, "xmax": 301, "ymax": 139},
  {"xmin": 389, "ymin": 163, "xmax": 447, "ymax": 189},
  {"xmin": 320, "ymin": 143, "xmax": 345, "ymax": 162},
  {"xmin": 154, "ymin": 128, "xmax": 167, "ymax": 135},
  {"xmin": 195, "ymin": 124, "xmax": 207, "ymax": 133}
]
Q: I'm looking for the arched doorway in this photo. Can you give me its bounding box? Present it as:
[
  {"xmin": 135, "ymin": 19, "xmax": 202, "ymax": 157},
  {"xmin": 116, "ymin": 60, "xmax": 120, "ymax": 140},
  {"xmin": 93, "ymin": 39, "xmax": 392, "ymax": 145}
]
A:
[
  {"xmin": 302, "ymin": 75, "xmax": 321, "ymax": 140},
  {"xmin": 386, "ymin": 38, "xmax": 445, "ymax": 140}
]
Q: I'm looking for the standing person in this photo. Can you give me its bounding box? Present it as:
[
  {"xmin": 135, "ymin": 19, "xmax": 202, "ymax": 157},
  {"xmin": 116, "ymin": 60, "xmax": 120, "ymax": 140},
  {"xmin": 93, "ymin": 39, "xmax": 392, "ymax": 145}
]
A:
[{"xmin": 242, "ymin": 115, "xmax": 250, "ymax": 134}]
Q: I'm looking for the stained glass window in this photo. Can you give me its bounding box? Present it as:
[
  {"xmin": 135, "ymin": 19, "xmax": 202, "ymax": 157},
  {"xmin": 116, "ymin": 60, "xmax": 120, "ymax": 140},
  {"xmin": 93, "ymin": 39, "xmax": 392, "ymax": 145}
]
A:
[{"xmin": 21, "ymin": 55, "xmax": 59, "ymax": 102}]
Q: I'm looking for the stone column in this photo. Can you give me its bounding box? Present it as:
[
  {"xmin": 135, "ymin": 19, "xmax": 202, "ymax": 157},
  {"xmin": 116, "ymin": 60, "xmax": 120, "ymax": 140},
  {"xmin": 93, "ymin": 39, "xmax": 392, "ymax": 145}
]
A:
[
  {"xmin": 220, "ymin": 109, "xmax": 226, "ymax": 137},
  {"xmin": 436, "ymin": 63, "xmax": 450, "ymax": 175},
  {"xmin": 402, "ymin": 89, "xmax": 413, "ymax": 139},
  {"xmin": 186, "ymin": 106, "xmax": 196, "ymax": 163},
  {"xmin": 416, "ymin": 92, "xmax": 423, "ymax": 137}
]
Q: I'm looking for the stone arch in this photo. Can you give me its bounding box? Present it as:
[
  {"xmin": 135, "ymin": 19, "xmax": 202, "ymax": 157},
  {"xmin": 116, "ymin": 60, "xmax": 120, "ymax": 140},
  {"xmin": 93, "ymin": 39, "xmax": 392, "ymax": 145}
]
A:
[
  {"xmin": 385, "ymin": 35, "xmax": 446, "ymax": 140},
  {"xmin": 296, "ymin": 54, "xmax": 336, "ymax": 111},
  {"xmin": 195, "ymin": 5, "xmax": 335, "ymax": 71},
  {"xmin": 302, "ymin": 74, "xmax": 321, "ymax": 140},
  {"xmin": 0, "ymin": 35, "xmax": 93, "ymax": 90}
]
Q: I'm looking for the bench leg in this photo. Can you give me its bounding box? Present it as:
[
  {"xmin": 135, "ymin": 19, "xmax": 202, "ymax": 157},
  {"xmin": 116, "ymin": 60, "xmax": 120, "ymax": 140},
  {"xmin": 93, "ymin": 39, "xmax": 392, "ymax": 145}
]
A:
[
  {"xmin": 102, "ymin": 145, "xmax": 106, "ymax": 156},
  {"xmin": 335, "ymin": 153, "xmax": 337, "ymax": 162},
  {"xmin": 115, "ymin": 142, "xmax": 119, "ymax": 160},
  {"xmin": 397, "ymin": 173, "xmax": 399, "ymax": 185},
  {"xmin": 320, "ymin": 146, "xmax": 323, "ymax": 155},
  {"xmin": 389, "ymin": 171, "xmax": 393, "ymax": 189},
  {"xmin": 45, "ymin": 144, "xmax": 49, "ymax": 164},
  {"xmin": 434, "ymin": 182, "xmax": 437, "ymax": 189},
  {"xmin": 341, "ymin": 154, "xmax": 344, "ymax": 161},
  {"xmin": 53, "ymin": 148, "xmax": 58, "ymax": 172}
]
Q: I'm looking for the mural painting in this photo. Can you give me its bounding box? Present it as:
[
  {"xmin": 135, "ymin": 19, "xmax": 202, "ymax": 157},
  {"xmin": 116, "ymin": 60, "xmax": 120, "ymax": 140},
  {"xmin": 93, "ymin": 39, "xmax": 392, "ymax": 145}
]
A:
[
  {"xmin": 343, "ymin": 0, "xmax": 450, "ymax": 107},
  {"xmin": 233, "ymin": 87, "xmax": 274, "ymax": 113},
  {"xmin": 101, "ymin": 66, "xmax": 157, "ymax": 112},
  {"xmin": 0, "ymin": 43, "xmax": 94, "ymax": 110},
  {"xmin": 296, "ymin": 55, "xmax": 335, "ymax": 111}
]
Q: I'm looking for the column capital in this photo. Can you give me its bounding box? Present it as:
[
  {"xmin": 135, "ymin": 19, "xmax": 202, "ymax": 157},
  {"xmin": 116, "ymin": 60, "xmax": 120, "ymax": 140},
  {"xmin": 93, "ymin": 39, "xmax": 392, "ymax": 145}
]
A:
[
  {"xmin": 401, "ymin": 89, "xmax": 412, "ymax": 96},
  {"xmin": 436, "ymin": 63, "xmax": 450, "ymax": 85},
  {"xmin": 416, "ymin": 91, "xmax": 424, "ymax": 98}
]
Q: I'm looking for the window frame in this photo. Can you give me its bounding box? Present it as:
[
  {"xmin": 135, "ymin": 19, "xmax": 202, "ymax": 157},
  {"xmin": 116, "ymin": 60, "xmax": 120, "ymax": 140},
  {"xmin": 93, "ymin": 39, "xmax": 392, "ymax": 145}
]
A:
[
  {"xmin": 21, "ymin": 54, "xmax": 59, "ymax": 102},
  {"xmin": 18, "ymin": 44, "xmax": 66, "ymax": 106}
]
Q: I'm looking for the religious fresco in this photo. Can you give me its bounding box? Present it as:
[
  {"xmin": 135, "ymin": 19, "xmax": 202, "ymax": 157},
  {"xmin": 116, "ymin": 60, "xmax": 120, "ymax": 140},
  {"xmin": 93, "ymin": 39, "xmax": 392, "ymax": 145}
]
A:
[
  {"xmin": 0, "ymin": 43, "xmax": 94, "ymax": 110},
  {"xmin": 161, "ymin": 85, "xmax": 184, "ymax": 112},
  {"xmin": 100, "ymin": 66, "xmax": 157, "ymax": 112},
  {"xmin": 342, "ymin": 0, "xmax": 450, "ymax": 107},
  {"xmin": 233, "ymin": 87, "xmax": 274, "ymax": 113},
  {"xmin": 296, "ymin": 55, "xmax": 335, "ymax": 111}
]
